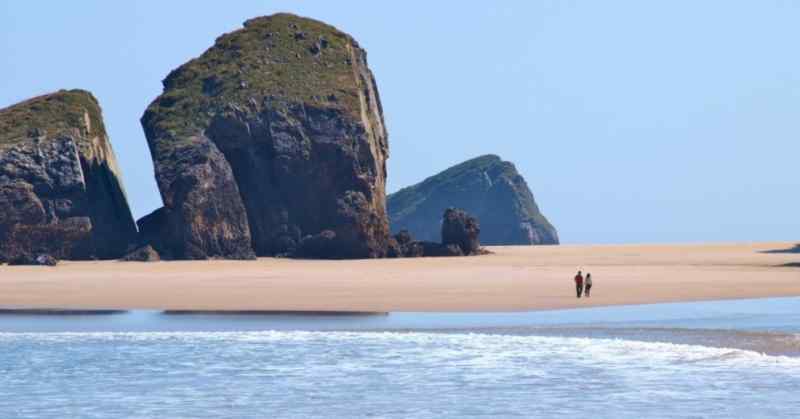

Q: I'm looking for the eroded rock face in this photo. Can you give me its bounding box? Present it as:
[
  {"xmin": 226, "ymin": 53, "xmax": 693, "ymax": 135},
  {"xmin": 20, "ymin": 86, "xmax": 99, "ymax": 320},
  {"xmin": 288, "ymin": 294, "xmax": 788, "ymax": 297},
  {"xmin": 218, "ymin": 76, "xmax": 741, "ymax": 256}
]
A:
[
  {"xmin": 388, "ymin": 155, "xmax": 559, "ymax": 246},
  {"xmin": 0, "ymin": 90, "xmax": 137, "ymax": 260},
  {"xmin": 141, "ymin": 13, "xmax": 390, "ymax": 259}
]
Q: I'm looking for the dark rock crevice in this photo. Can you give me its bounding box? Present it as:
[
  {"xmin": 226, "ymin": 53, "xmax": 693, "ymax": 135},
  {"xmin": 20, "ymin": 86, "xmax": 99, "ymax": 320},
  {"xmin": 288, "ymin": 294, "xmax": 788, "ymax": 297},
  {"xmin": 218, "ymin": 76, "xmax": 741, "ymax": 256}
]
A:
[{"xmin": 79, "ymin": 157, "xmax": 137, "ymax": 258}]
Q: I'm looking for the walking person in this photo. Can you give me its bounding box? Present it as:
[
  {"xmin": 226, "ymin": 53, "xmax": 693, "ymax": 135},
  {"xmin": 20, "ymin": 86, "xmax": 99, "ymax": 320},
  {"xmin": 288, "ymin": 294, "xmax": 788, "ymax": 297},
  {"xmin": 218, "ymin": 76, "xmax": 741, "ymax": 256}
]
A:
[
  {"xmin": 574, "ymin": 270, "xmax": 584, "ymax": 298},
  {"xmin": 584, "ymin": 273, "xmax": 593, "ymax": 297}
]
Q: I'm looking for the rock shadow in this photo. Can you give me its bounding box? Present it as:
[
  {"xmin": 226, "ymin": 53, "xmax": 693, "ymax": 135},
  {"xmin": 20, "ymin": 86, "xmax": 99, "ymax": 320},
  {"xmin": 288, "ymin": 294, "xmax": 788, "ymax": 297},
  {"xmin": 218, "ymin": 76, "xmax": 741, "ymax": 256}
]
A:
[
  {"xmin": 162, "ymin": 310, "xmax": 388, "ymax": 316},
  {"xmin": 761, "ymin": 244, "xmax": 800, "ymax": 254},
  {"xmin": 0, "ymin": 309, "xmax": 127, "ymax": 315}
]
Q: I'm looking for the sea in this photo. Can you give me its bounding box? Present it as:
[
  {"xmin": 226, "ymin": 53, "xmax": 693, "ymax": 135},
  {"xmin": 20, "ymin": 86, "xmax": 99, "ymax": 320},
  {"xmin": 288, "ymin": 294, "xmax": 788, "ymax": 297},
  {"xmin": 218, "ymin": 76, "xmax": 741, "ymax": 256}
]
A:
[{"xmin": 0, "ymin": 297, "xmax": 798, "ymax": 418}]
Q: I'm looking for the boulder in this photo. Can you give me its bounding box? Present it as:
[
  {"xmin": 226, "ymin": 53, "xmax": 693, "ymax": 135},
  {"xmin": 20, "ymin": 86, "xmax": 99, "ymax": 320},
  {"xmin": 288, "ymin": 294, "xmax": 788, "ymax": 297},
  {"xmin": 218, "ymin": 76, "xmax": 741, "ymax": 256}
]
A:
[
  {"xmin": 135, "ymin": 207, "xmax": 170, "ymax": 258},
  {"xmin": 394, "ymin": 230, "xmax": 413, "ymax": 246},
  {"xmin": 388, "ymin": 155, "xmax": 558, "ymax": 245},
  {"xmin": 140, "ymin": 13, "xmax": 390, "ymax": 260},
  {"xmin": 121, "ymin": 245, "xmax": 161, "ymax": 262},
  {"xmin": 386, "ymin": 230, "xmax": 430, "ymax": 257},
  {"xmin": 441, "ymin": 208, "xmax": 481, "ymax": 255},
  {"xmin": 8, "ymin": 253, "xmax": 58, "ymax": 267},
  {"xmin": 386, "ymin": 237, "xmax": 402, "ymax": 258},
  {"xmin": 418, "ymin": 241, "xmax": 464, "ymax": 257},
  {"xmin": 387, "ymin": 228, "xmax": 467, "ymax": 258},
  {"xmin": 0, "ymin": 90, "xmax": 137, "ymax": 261}
]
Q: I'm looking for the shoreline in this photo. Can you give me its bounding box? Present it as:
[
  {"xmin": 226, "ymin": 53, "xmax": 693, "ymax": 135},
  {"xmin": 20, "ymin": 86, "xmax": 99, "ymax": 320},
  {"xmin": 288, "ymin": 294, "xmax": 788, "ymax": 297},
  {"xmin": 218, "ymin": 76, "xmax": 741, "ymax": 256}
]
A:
[
  {"xmin": 0, "ymin": 242, "xmax": 797, "ymax": 312},
  {"xmin": 1, "ymin": 294, "xmax": 799, "ymax": 315},
  {"xmin": 1, "ymin": 299, "xmax": 798, "ymax": 354}
]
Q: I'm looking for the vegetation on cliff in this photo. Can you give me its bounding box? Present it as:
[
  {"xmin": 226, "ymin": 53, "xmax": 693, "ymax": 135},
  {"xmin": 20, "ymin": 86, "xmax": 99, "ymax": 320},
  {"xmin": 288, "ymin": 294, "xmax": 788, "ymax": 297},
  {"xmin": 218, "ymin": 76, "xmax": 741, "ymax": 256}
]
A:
[
  {"xmin": 0, "ymin": 90, "xmax": 107, "ymax": 156},
  {"xmin": 143, "ymin": 13, "xmax": 372, "ymax": 152}
]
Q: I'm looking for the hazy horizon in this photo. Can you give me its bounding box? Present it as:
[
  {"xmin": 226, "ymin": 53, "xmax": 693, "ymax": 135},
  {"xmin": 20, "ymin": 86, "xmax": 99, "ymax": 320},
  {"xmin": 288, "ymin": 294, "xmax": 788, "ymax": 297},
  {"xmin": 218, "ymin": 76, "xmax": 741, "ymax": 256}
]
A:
[{"xmin": 2, "ymin": 1, "xmax": 798, "ymax": 244}]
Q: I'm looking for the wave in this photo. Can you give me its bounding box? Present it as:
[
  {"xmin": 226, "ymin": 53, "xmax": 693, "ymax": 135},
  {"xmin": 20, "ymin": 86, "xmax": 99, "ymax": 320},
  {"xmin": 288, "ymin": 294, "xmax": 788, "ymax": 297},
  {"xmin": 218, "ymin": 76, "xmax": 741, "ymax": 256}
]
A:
[
  {"xmin": 2, "ymin": 330, "xmax": 799, "ymax": 369},
  {"xmin": 3, "ymin": 330, "xmax": 799, "ymax": 418}
]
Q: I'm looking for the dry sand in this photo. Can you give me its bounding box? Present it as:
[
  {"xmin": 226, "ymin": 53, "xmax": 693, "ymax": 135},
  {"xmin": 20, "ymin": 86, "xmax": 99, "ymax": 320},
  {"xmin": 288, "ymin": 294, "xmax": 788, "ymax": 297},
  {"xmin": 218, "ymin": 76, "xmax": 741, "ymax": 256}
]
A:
[{"xmin": 0, "ymin": 242, "xmax": 797, "ymax": 312}]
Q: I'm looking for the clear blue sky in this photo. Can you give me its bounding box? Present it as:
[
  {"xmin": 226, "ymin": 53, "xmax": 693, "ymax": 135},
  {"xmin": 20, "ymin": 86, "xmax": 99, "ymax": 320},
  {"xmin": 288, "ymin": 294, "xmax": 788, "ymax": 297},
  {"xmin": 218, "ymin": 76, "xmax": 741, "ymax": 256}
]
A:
[{"xmin": 2, "ymin": 1, "xmax": 798, "ymax": 244}]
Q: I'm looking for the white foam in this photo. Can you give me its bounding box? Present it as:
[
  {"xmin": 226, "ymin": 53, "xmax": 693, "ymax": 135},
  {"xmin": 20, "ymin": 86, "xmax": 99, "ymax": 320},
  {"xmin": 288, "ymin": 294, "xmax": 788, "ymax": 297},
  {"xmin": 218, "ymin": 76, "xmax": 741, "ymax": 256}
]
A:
[
  {"xmin": 2, "ymin": 330, "xmax": 799, "ymax": 418},
  {"xmin": 1, "ymin": 330, "xmax": 798, "ymax": 369}
]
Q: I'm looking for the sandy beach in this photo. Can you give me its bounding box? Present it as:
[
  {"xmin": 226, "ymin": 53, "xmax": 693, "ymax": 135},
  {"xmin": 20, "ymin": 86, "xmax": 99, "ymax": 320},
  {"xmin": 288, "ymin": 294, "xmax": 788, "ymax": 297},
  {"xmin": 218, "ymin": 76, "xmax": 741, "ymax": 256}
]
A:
[{"xmin": 0, "ymin": 242, "xmax": 797, "ymax": 312}]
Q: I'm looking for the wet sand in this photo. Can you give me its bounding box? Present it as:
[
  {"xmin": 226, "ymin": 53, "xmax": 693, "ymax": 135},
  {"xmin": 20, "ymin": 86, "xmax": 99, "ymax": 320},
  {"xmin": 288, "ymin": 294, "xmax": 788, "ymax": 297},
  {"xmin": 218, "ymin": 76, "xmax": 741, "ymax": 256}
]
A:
[{"xmin": 0, "ymin": 242, "xmax": 797, "ymax": 312}]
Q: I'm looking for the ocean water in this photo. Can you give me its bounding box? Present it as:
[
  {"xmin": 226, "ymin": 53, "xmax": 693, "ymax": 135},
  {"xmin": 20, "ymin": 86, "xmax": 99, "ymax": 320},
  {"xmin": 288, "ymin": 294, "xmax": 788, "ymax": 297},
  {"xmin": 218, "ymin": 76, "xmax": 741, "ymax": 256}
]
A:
[{"xmin": 1, "ymin": 298, "xmax": 799, "ymax": 418}]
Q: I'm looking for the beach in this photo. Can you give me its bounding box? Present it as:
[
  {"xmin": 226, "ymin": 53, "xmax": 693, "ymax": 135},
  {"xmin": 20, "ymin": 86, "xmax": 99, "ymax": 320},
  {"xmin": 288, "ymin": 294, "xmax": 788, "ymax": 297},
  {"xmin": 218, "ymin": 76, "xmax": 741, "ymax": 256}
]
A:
[
  {"xmin": 0, "ymin": 242, "xmax": 797, "ymax": 311},
  {"xmin": 2, "ymin": 244, "xmax": 799, "ymax": 418}
]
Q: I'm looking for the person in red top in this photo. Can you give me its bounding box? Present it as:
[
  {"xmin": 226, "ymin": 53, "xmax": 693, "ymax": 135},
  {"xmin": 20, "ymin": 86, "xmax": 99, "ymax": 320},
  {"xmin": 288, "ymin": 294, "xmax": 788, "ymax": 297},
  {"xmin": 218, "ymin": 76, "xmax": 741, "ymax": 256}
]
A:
[{"xmin": 574, "ymin": 270, "xmax": 584, "ymax": 298}]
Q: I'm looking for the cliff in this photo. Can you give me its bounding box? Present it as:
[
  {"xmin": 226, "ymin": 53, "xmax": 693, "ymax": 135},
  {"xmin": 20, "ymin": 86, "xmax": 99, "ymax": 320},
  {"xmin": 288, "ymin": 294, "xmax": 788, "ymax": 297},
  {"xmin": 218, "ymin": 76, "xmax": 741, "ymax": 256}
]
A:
[
  {"xmin": 140, "ymin": 13, "xmax": 390, "ymax": 259},
  {"xmin": 0, "ymin": 90, "xmax": 137, "ymax": 260},
  {"xmin": 387, "ymin": 155, "xmax": 558, "ymax": 245}
]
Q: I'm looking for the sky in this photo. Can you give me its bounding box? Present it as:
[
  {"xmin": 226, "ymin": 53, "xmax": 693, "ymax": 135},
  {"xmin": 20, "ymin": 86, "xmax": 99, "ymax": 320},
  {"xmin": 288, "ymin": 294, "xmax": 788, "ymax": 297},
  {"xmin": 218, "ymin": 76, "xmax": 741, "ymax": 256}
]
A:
[{"xmin": 1, "ymin": 1, "xmax": 798, "ymax": 244}]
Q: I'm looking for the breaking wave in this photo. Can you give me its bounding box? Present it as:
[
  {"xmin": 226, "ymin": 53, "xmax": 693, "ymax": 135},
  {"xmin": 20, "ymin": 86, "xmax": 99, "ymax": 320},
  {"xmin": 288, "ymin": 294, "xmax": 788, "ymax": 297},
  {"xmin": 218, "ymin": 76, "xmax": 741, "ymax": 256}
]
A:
[{"xmin": 1, "ymin": 330, "xmax": 798, "ymax": 418}]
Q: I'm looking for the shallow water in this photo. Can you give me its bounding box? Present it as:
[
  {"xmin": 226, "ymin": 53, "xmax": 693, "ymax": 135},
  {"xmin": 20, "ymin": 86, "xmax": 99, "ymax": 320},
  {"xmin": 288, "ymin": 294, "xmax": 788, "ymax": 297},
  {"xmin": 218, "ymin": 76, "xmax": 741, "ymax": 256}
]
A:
[{"xmin": 1, "ymin": 298, "xmax": 798, "ymax": 418}]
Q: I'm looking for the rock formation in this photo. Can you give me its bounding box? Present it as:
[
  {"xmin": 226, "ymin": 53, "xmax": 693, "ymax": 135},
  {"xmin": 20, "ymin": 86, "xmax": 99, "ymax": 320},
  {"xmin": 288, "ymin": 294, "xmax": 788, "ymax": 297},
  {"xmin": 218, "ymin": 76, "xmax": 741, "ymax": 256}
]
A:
[
  {"xmin": 441, "ymin": 208, "xmax": 481, "ymax": 255},
  {"xmin": 8, "ymin": 253, "xmax": 58, "ymax": 267},
  {"xmin": 121, "ymin": 245, "xmax": 161, "ymax": 262},
  {"xmin": 0, "ymin": 90, "xmax": 137, "ymax": 260},
  {"xmin": 140, "ymin": 13, "xmax": 390, "ymax": 259},
  {"xmin": 388, "ymin": 155, "xmax": 559, "ymax": 246},
  {"xmin": 388, "ymin": 208, "xmax": 483, "ymax": 258}
]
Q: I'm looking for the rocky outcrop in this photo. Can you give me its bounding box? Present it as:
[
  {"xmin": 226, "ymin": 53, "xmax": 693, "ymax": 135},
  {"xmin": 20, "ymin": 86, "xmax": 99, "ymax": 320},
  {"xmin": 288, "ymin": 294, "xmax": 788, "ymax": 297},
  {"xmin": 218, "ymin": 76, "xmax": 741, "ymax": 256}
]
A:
[
  {"xmin": 388, "ymin": 230, "xmax": 421, "ymax": 258},
  {"xmin": 0, "ymin": 90, "xmax": 137, "ymax": 260},
  {"xmin": 140, "ymin": 13, "xmax": 390, "ymax": 260},
  {"xmin": 388, "ymin": 155, "xmax": 559, "ymax": 246},
  {"xmin": 441, "ymin": 208, "xmax": 481, "ymax": 255},
  {"xmin": 388, "ymin": 208, "xmax": 484, "ymax": 258},
  {"xmin": 417, "ymin": 241, "xmax": 464, "ymax": 257},
  {"xmin": 8, "ymin": 253, "xmax": 58, "ymax": 266},
  {"xmin": 121, "ymin": 245, "xmax": 160, "ymax": 262}
]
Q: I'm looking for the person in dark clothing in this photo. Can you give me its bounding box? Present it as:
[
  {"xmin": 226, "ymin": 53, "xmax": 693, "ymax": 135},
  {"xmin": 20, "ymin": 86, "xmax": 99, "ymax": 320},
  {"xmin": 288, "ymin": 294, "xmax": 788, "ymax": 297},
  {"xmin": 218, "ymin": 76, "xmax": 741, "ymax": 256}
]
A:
[
  {"xmin": 584, "ymin": 273, "xmax": 593, "ymax": 297},
  {"xmin": 574, "ymin": 271, "xmax": 584, "ymax": 298}
]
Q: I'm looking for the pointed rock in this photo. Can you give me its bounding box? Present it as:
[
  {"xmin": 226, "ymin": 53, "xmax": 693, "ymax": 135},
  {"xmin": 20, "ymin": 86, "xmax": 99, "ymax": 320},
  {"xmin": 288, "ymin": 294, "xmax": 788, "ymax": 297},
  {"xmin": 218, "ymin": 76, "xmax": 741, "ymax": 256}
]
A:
[{"xmin": 388, "ymin": 155, "xmax": 559, "ymax": 245}]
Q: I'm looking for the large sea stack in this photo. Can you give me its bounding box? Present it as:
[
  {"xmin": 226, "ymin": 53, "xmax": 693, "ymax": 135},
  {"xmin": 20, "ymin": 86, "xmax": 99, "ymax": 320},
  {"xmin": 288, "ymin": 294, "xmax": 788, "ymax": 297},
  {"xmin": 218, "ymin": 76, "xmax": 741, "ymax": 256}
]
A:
[
  {"xmin": 388, "ymin": 155, "xmax": 559, "ymax": 245},
  {"xmin": 0, "ymin": 90, "xmax": 137, "ymax": 260},
  {"xmin": 140, "ymin": 13, "xmax": 390, "ymax": 260}
]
